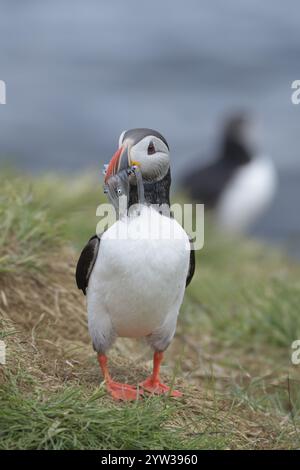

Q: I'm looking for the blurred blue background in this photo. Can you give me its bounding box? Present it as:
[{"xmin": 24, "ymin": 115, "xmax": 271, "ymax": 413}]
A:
[{"xmin": 0, "ymin": 0, "xmax": 299, "ymax": 246}]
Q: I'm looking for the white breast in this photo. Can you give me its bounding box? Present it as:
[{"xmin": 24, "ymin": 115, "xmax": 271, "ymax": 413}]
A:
[
  {"xmin": 87, "ymin": 206, "xmax": 190, "ymax": 339},
  {"xmin": 216, "ymin": 156, "xmax": 277, "ymax": 233}
]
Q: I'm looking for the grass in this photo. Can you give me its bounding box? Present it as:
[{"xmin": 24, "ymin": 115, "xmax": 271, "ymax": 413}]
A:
[
  {"xmin": 1, "ymin": 384, "xmax": 212, "ymax": 450},
  {"xmin": 0, "ymin": 176, "xmax": 62, "ymax": 273},
  {"xmin": 0, "ymin": 169, "xmax": 300, "ymax": 449}
]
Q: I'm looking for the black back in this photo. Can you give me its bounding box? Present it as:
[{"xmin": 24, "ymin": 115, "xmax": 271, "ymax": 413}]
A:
[
  {"xmin": 181, "ymin": 116, "xmax": 253, "ymax": 208},
  {"xmin": 183, "ymin": 159, "xmax": 237, "ymax": 208}
]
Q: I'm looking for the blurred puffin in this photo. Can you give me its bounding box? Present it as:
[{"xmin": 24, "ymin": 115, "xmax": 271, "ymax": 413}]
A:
[
  {"xmin": 76, "ymin": 129, "xmax": 195, "ymax": 400},
  {"xmin": 181, "ymin": 114, "xmax": 277, "ymax": 232}
]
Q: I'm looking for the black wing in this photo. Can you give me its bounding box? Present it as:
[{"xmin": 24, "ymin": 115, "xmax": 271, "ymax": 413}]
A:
[
  {"xmin": 186, "ymin": 238, "xmax": 195, "ymax": 287},
  {"xmin": 76, "ymin": 235, "xmax": 101, "ymax": 295}
]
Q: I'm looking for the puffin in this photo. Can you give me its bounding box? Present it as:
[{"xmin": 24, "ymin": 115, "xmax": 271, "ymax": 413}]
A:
[
  {"xmin": 181, "ymin": 114, "xmax": 277, "ymax": 232},
  {"xmin": 76, "ymin": 128, "xmax": 195, "ymax": 400}
]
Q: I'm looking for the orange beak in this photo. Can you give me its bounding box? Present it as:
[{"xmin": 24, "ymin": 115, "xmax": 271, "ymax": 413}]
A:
[
  {"xmin": 104, "ymin": 146, "xmax": 125, "ymax": 183},
  {"xmin": 104, "ymin": 145, "xmax": 129, "ymax": 183}
]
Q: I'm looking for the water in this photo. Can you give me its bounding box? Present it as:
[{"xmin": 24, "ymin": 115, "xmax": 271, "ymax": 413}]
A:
[{"xmin": 0, "ymin": 0, "xmax": 299, "ymax": 245}]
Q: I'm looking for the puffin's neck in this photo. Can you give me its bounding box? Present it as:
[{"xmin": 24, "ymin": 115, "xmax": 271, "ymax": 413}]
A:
[
  {"xmin": 128, "ymin": 169, "xmax": 171, "ymax": 208},
  {"xmin": 222, "ymin": 138, "xmax": 252, "ymax": 165}
]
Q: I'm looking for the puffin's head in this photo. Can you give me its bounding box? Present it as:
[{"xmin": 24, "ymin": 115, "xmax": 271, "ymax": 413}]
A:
[
  {"xmin": 224, "ymin": 113, "xmax": 251, "ymax": 143},
  {"xmin": 104, "ymin": 128, "xmax": 170, "ymax": 184},
  {"xmin": 222, "ymin": 113, "xmax": 257, "ymax": 164}
]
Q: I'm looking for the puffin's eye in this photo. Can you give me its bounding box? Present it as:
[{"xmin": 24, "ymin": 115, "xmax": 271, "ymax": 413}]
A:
[{"xmin": 147, "ymin": 141, "xmax": 155, "ymax": 155}]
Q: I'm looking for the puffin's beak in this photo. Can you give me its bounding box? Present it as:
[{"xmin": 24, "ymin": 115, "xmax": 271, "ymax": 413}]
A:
[{"xmin": 104, "ymin": 146, "xmax": 130, "ymax": 183}]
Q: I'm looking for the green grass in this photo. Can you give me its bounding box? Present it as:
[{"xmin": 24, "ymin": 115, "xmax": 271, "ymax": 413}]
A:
[
  {"xmin": 186, "ymin": 225, "xmax": 300, "ymax": 349},
  {"xmin": 0, "ymin": 383, "xmax": 230, "ymax": 450},
  {"xmin": 1, "ymin": 169, "xmax": 300, "ymax": 449},
  {"xmin": 0, "ymin": 173, "xmax": 62, "ymax": 272}
]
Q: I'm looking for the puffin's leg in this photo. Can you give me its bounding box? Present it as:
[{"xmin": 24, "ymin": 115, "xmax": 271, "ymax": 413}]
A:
[
  {"xmin": 98, "ymin": 354, "xmax": 143, "ymax": 401},
  {"xmin": 141, "ymin": 314, "xmax": 182, "ymax": 397},
  {"xmin": 89, "ymin": 310, "xmax": 142, "ymax": 400},
  {"xmin": 140, "ymin": 351, "xmax": 182, "ymax": 397}
]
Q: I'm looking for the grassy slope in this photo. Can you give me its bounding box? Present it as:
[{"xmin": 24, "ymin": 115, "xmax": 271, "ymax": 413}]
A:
[{"xmin": 0, "ymin": 170, "xmax": 300, "ymax": 449}]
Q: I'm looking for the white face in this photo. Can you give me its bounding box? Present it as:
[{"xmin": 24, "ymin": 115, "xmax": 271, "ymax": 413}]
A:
[{"xmin": 126, "ymin": 135, "xmax": 170, "ymax": 182}]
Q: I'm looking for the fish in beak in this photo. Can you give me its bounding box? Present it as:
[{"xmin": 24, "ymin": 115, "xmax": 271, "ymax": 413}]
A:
[{"xmin": 103, "ymin": 146, "xmax": 144, "ymax": 212}]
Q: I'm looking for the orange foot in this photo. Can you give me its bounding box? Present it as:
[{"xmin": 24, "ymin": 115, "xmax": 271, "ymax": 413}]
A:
[
  {"xmin": 106, "ymin": 380, "xmax": 144, "ymax": 401},
  {"xmin": 140, "ymin": 376, "xmax": 182, "ymax": 397}
]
